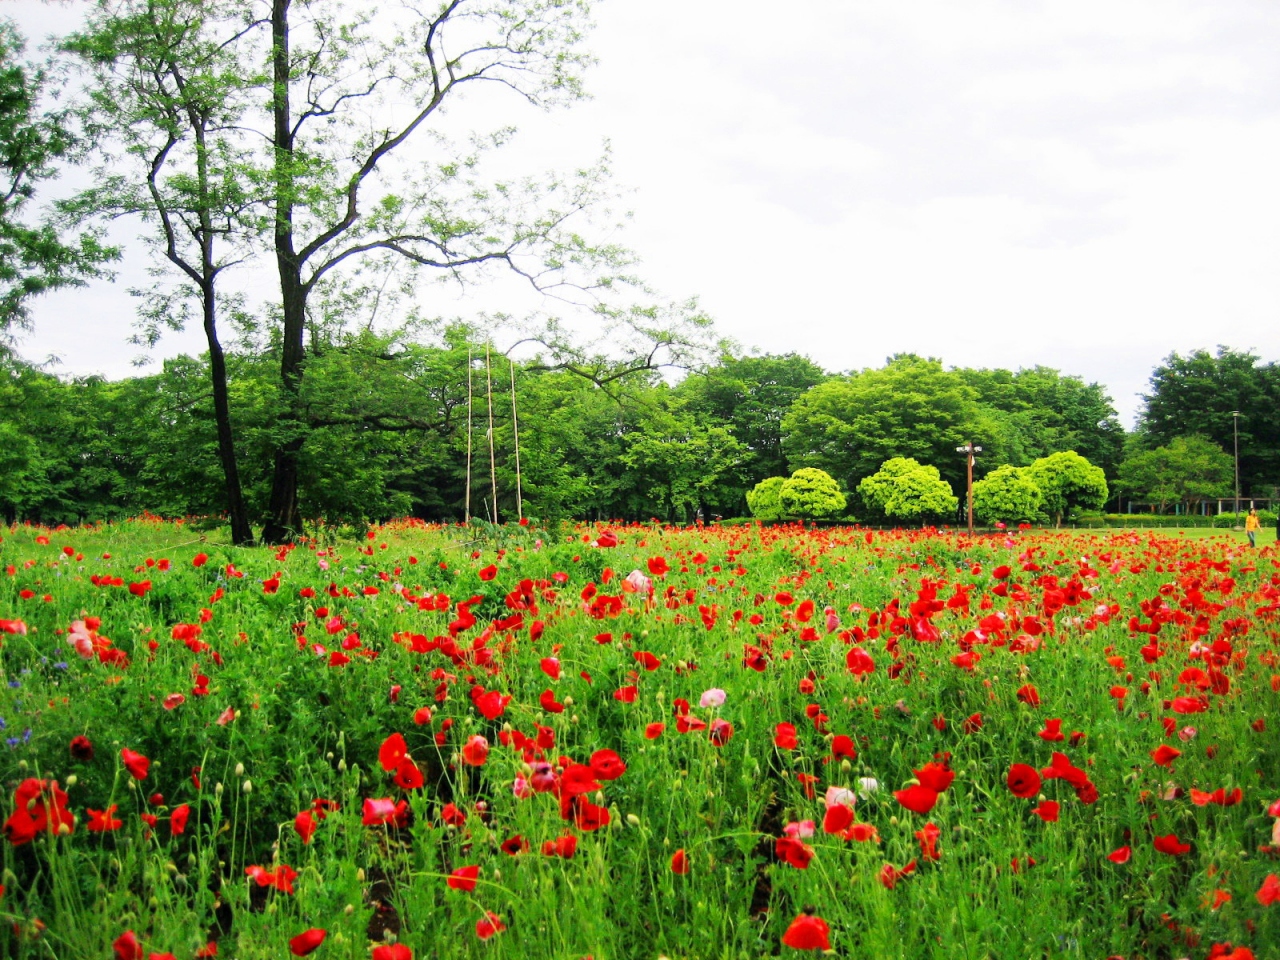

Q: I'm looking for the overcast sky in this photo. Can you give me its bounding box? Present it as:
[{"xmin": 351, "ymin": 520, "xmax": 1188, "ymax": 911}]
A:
[{"xmin": 7, "ymin": 0, "xmax": 1280, "ymax": 426}]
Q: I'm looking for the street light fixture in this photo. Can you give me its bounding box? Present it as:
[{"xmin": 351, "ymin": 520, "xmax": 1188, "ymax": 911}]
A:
[{"xmin": 956, "ymin": 442, "xmax": 982, "ymax": 535}]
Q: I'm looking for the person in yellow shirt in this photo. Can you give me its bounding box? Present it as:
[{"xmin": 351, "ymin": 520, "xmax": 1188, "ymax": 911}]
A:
[{"xmin": 1244, "ymin": 508, "xmax": 1260, "ymax": 548}]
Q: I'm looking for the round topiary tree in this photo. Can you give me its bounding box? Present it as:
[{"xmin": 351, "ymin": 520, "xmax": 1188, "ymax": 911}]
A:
[
  {"xmin": 857, "ymin": 457, "xmax": 958, "ymax": 522},
  {"xmin": 1025, "ymin": 450, "xmax": 1108, "ymax": 526},
  {"xmin": 972, "ymin": 465, "xmax": 1045, "ymax": 525},
  {"xmin": 746, "ymin": 476, "xmax": 788, "ymax": 521},
  {"xmin": 779, "ymin": 468, "xmax": 847, "ymax": 520}
]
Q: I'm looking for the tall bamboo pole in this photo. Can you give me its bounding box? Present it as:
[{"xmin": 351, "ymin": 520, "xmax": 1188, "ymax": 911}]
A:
[
  {"xmin": 486, "ymin": 344, "xmax": 498, "ymax": 524},
  {"xmin": 464, "ymin": 346, "xmax": 473, "ymax": 523},
  {"xmin": 509, "ymin": 358, "xmax": 523, "ymax": 521}
]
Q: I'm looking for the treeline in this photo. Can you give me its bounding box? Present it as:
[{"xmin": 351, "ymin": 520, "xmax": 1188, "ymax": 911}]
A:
[{"xmin": 4, "ymin": 339, "xmax": 1273, "ymax": 529}]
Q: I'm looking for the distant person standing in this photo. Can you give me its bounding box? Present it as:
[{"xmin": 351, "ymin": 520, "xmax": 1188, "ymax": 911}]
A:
[{"xmin": 1244, "ymin": 508, "xmax": 1260, "ymax": 548}]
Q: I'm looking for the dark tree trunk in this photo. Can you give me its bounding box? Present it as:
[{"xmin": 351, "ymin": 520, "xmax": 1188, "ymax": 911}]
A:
[
  {"xmin": 261, "ymin": 0, "xmax": 306, "ymax": 544},
  {"xmin": 202, "ymin": 286, "xmax": 253, "ymax": 545}
]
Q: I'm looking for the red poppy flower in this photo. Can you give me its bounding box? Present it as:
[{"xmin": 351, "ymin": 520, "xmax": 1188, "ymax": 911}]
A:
[
  {"xmin": 781, "ymin": 913, "xmax": 831, "ymax": 950},
  {"xmin": 676, "ymin": 714, "xmax": 707, "ymax": 733},
  {"xmin": 559, "ymin": 764, "xmax": 602, "ymax": 797},
  {"xmin": 378, "ymin": 733, "xmax": 408, "ymax": 772},
  {"xmin": 878, "ymin": 859, "xmax": 917, "ymax": 889},
  {"xmin": 192, "ymin": 553, "xmax": 209, "ymax": 567},
  {"xmin": 70, "ymin": 735, "xmax": 95, "ymax": 761},
  {"xmin": 1007, "ymin": 763, "xmax": 1041, "ymax": 799},
  {"xmin": 1016, "ymin": 684, "xmax": 1041, "ymax": 706},
  {"xmin": 460, "ymin": 735, "xmax": 489, "ymax": 766},
  {"xmin": 831, "ymin": 734, "xmax": 856, "ymax": 759},
  {"xmin": 476, "ymin": 911, "xmax": 506, "ymax": 940},
  {"xmin": 1153, "ymin": 833, "xmax": 1191, "ymax": 856},
  {"xmin": 647, "ymin": 556, "xmax": 669, "ymax": 576},
  {"xmin": 540, "ymin": 689, "xmax": 565, "ymax": 713},
  {"xmin": 478, "ymin": 564, "xmax": 498, "ymax": 581},
  {"xmin": 1031, "ymin": 800, "xmax": 1059, "ymax": 822},
  {"xmin": 590, "ymin": 749, "xmax": 627, "ymax": 781},
  {"xmin": 775, "ymin": 836, "xmax": 814, "ymax": 869},
  {"xmin": 846, "ymin": 646, "xmax": 875, "ymax": 675},
  {"xmin": 823, "ymin": 803, "xmax": 854, "ymax": 835},
  {"xmin": 774, "ymin": 722, "xmax": 799, "ymax": 750},
  {"xmin": 916, "ymin": 761, "xmax": 954, "ymax": 793},
  {"xmin": 294, "ymin": 810, "xmax": 317, "ymax": 843},
  {"xmin": 644, "ymin": 722, "xmax": 665, "ymax": 739},
  {"xmin": 915, "ymin": 822, "xmax": 942, "ymax": 860},
  {"xmin": 1037, "ymin": 718, "xmax": 1065, "ymax": 742},
  {"xmin": 447, "ymin": 865, "xmax": 480, "ymax": 891},
  {"xmin": 1257, "ymin": 873, "xmax": 1280, "ymax": 906},
  {"xmin": 633, "ymin": 650, "xmax": 661, "ymax": 671},
  {"xmin": 572, "ymin": 799, "xmax": 611, "ymax": 831},
  {"xmin": 671, "ymin": 848, "xmax": 690, "ymax": 874},
  {"xmin": 394, "ymin": 758, "xmax": 424, "ymax": 790},
  {"xmin": 474, "ymin": 690, "xmax": 511, "ymax": 720},
  {"xmin": 709, "ymin": 718, "xmax": 734, "ymax": 746},
  {"xmin": 288, "ymin": 929, "xmax": 327, "ymax": 956},
  {"xmin": 542, "ymin": 833, "xmax": 577, "ymax": 858},
  {"xmin": 894, "ymin": 785, "xmax": 939, "ymax": 815},
  {"xmin": 114, "ymin": 931, "xmax": 143, "ymax": 960},
  {"xmin": 121, "ymin": 748, "xmax": 150, "ymax": 780},
  {"xmin": 170, "ymin": 804, "xmax": 189, "ymax": 836},
  {"xmin": 88, "ymin": 805, "xmax": 123, "ymax": 832},
  {"xmin": 362, "ymin": 798, "xmax": 409, "ymax": 828},
  {"xmin": 1151, "ymin": 744, "xmax": 1181, "ymax": 768},
  {"xmin": 1107, "ymin": 845, "xmax": 1132, "ymax": 863},
  {"xmin": 371, "ymin": 946, "xmax": 412, "ymax": 960}
]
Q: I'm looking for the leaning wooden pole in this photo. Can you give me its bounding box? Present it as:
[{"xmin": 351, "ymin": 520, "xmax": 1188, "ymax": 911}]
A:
[
  {"xmin": 486, "ymin": 344, "xmax": 498, "ymax": 524},
  {"xmin": 464, "ymin": 347, "xmax": 473, "ymax": 524},
  {"xmin": 509, "ymin": 358, "xmax": 523, "ymax": 521}
]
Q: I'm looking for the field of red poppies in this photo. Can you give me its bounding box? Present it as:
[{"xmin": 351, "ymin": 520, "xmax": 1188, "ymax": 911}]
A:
[{"xmin": 0, "ymin": 518, "xmax": 1278, "ymax": 959}]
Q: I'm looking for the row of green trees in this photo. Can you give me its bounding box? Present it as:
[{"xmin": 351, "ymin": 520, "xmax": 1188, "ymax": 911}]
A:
[{"xmin": 4, "ymin": 338, "xmax": 1270, "ymax": 529}]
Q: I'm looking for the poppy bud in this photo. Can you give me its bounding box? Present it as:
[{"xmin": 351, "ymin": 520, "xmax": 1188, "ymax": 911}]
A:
[
  {"xmin": 215, "ymin": 782, "xmax": 223, "ymax": 797},
  {"xmin": 66, "ymin": 774, "xmax": 77, "ymax": 787},
  {"xmin": 243, "ymin": 780, "xmax": 253, "ymax": 794},
  {"xmin": 235, "ymin": 763, "xmax": 245, "ymax": 777},
  {"xmin": 626, "ymin": 814, "xmax": 641, "ymax": 827},
  {"xmin": 337, "ymin": 760, "xmax": 347, "ymax": 772}
]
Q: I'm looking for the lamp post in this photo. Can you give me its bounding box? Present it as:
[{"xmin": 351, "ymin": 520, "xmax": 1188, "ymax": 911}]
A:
[
  {"xmin": 956, "ymin": 442, "xmax": 982, "ymax": 536},
  {"xmin": 1232, "ymin": 411, "xmax": 1241, "ymax": 528}
]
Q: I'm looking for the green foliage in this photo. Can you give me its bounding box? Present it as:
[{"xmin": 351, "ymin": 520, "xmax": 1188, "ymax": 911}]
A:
[
  {"xmin": 782, "ymin": 355, "xmax": 978, "ymax": 490},
  {"xmin": 972, "ymin": 464, "xmax": 1045, "ymax": 525},
  {"xmin": 957, "ymin": 366, "xmax": 1126, "ymax": 480},
  {"xmin": 746, "ymin": 476, "xmax": 787, "ymax": 521},
  {"xmin": 1116, "ymin": 435, "xmax": 1232, "ymax": 512},
  {"xmin": 857, "ymin": 457, "xmax": 958, "ymax": 522},
  {"xmin": 675, "ymin": 353, "xmax": 829, "ymax": 499},
  {"xmin": 1025, "ymin": 450, "xmax": 1109, "ymax": 525},
  {"xmin": 778, "ymin": 468, "xmax": 846, "ymax": 520},
  {"xmin": 1139, "ymin": 347, "xmax": 1280, "ymax": 496},
  {"xmin": 0, "ymin": 21, "xmax": 115, "ymax": 331}
]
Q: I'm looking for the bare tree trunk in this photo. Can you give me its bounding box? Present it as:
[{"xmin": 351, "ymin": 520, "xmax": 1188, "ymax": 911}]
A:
[{"xmin": 261, "ymin": 0, "xmax": 306, "ymax": 544}]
